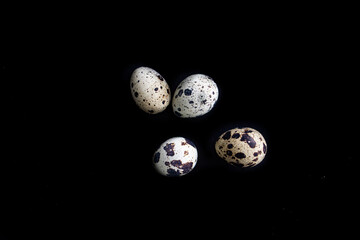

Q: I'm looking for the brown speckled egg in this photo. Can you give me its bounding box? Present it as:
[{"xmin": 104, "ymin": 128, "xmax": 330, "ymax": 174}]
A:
[
  {"xmin": 130, "ymin": 66, "xmax": 171, "ymax": 114},
  {"xmin": 153, "ymin": 137, "xmax": 198, "ymax": 177},
  {"xmin": 215, "ymin": 127, "xmax": 267, "ymax": 168}
]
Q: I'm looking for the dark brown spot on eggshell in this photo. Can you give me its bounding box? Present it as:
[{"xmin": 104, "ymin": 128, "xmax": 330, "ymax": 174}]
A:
[
  {"xmin": 232, "ymin": 133, "xmax": 240, "ymax": 139},
  {"xmin": 181, "ymin": 162, "xmax": 193, "ymax": 174},
  {"xmin": 153, "ymin": 152, "xmax": 160, "ymax": 163},
  {"xmin": 222, "ymin": 131, "xmax": 231, "ymax": 140},
  {"xmin": 169, "ymin": 160, "xmax": 194, "ymax": 175},
  {"xmin": 164, "ymin": 143, "xmax": 175, "ymax": 156},
  {"xmin": 235, "ymin": 152, "xmax": 246, "ymax": 159},
  {"xmin": 247, "ymin": 162, "xmax": 256, "ymax": 167},
  {"xmin": 170, "ymin": 160, "xmax": 182, "ymax": 167},
  {"xmin": 240, "ymin": 133, "xmax": 256, "ymax": 148},
  {"xmin": 157, "ymin": 74, "xmax": 164, "ymax": 81},
  {"xmin": 184, "ymin": 89, "xmax": 192, "ymax": 96},
  {"xmin": 263, "ymin": 143, "xmax": 267, "ymax": 154},
  {"xmin": 178, "ymin": 89, "xmax": 183, "ymax": 97},
  {"xmin": 167, "ymin": 168, "xmax": 181, "ymax": 176}
]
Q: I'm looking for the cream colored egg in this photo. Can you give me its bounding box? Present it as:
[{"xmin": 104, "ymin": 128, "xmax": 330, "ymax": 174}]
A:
[
  {"xmin": 130, "ymin": 66, "xmax": 171, "ymax": 114},
  {"xmin": 215, "ymin": 127, "xmax": 267, "ymax": 168}
]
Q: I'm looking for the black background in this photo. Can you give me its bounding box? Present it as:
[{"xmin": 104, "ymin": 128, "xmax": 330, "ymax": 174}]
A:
[{"xmin": 1, "ymin": 5, "xmax": 358, "ymax": 239}]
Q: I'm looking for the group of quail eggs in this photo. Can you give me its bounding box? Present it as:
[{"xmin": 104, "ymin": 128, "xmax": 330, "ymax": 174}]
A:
[{"xmin": 130, "ymin": 66, "xmax": 267, "ymax": 177}]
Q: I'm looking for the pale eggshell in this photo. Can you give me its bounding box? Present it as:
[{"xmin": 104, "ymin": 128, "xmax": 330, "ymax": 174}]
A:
[
  {"xmin": 130, "ymin": 66, "xmax": 171, "ymax": 114},
  {"xmin": 215, "ymin": 127, "xmax": 267, "ymax": 168},
  {"xmin": 153, "ymin": 137, "xmax": 198, "ymax": 177},
  {"xmin": 172, "ymin": 74, "xmax": 219, "ymax": 118}
]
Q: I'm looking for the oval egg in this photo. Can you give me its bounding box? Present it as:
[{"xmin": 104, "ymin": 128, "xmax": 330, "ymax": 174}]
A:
[
  {"xmin": 215, "ymin": 127, "xmax": 267, "ymax": 168},
  {"xmin": 172, "ymin": 74, "xmax": 219, "ymax": 118},
  {"xmin": 153, "ymin": 137, "xmax": 198, "ymax": 177},
  {"xmin": 130, "ymin": 66, "xmax": 171, "ymax": 114}
]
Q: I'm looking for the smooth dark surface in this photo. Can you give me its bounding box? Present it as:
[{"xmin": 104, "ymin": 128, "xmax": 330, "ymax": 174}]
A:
[{"xmin": 2, "ymin": 6, "xmax": 357, "ymax": 239}]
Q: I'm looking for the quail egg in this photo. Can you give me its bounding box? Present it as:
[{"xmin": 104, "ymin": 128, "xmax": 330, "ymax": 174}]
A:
[
  {"xmin": 130, "ymin": 66, "xmax": 171, "ymax": 114},
  {"xmin": 153, "ymin": 137, "xmax": 198, "ymax": 177},
  {"xmin": 172, "ymin": 74, "xmax": 219, "ymax": 118},
  {"xmin": 215, "ymin": 127, "xmax": 267, "ymax": 168}
]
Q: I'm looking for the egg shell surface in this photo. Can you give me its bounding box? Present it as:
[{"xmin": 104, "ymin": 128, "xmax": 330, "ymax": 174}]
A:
[
  {"xmin": 153, "ymin": 137, "xmax": 198, "ymax": 177},
  {"xmin": 215, "ymin": 127, "xmax": 267, "ymax": 168},
  {"xmin": 172, "ymin": 74, "xmax": 219, "ymax": 118},
  {"xmin": 130, "ymin": 66, "xmax": 171, "ymax": 114}
]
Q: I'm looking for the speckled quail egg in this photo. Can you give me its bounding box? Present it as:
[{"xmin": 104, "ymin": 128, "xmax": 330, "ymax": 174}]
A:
[
  {"xmin": 215, "ymin": 127, "xmax": 267, "ymax": 168},
  {"xmin": 172, "ymin": 74, "xmax": 219, "ymax": 118},
  {"xmin": 153, "ymin": 137, "xmax": 198, "ymax": 177},
  {"xmin": 130, "ymin": 66, "xmax": 171, "ymax": 114}
]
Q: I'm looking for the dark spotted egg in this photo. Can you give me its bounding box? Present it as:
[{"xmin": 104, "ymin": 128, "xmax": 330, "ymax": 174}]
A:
[
  {"xmin": 172, "ymin": 74, "xmax": 219, "ymax": 118},
  {"xmin": 153, "ymin": 137, "xmax": 198, "ymax": 177},
  {"xmin": 130, "ymin": 66, "xmax": 171, "ymax": 114},
  {"xmin": 215, "ymin": 127, "xmax": 267, "ymax": 168}
]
